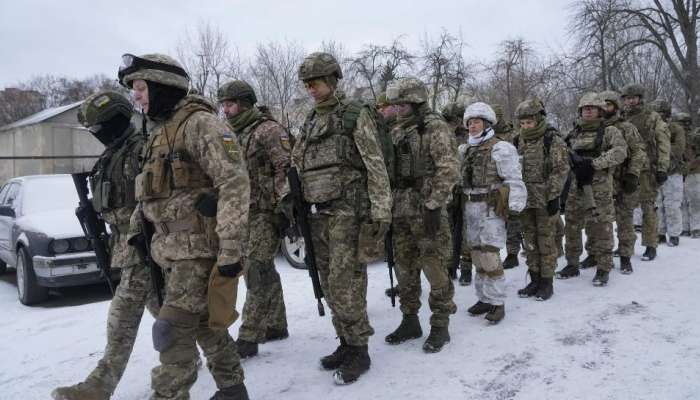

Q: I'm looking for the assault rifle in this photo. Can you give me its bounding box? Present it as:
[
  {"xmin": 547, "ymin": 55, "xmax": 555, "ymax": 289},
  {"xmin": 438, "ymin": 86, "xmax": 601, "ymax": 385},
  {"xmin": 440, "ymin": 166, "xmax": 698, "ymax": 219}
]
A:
[
  {"xmin": 287, "ymin": 167, "xmax": 325, "ymax": 317},
  {"xmin": 450, "ymin": 192, "xmax": 463, "ymax": 279},
  {"xmin": 131, "ymin": 206, "xmax": 164, "ymax": 306}
]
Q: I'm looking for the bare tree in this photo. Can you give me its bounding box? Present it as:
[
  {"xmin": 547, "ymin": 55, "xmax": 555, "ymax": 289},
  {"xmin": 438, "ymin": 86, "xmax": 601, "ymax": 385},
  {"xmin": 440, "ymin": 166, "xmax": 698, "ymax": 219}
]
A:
[{"xmin": 420, "ymin": 29, "xmax": 460, "ymax": 111}]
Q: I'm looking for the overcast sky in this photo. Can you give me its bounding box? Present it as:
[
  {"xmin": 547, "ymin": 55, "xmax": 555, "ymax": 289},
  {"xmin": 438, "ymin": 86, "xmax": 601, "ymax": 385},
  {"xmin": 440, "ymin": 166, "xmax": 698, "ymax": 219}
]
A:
[{"xmin": 0, "ymin": 0, "xmax": 573, "ymax": 88}]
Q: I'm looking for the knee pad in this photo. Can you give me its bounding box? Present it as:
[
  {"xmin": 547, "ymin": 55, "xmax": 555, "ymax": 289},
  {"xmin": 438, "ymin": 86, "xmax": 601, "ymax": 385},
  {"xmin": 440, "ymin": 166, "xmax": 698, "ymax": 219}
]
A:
[{"xmin": 152, "ymin": 319, "xmax": 174, "ymax": 352}]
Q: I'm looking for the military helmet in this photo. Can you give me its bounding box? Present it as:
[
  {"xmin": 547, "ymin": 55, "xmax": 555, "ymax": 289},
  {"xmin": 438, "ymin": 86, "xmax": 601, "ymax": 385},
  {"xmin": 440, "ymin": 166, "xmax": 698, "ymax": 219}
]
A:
[
  {"xmin": 515, "ymin": 99, "xmax": 545, "ymax": 119},
  {"xmin": 298, "ymin": 52, "xmax": 343, "ymax": 81},
  {"xmin": 673, "ymin": 112, "xmax": 692, "ymax": 124},
  {"xmin": 217, "ymin": 80, "xmax": 257, "ymax": 104},
  {"xmin": 441, "ymin": 102, "xmax": 466, "ymax": 123},
  {"xmin": 600, "ymin": 90, "xmax": 622, "ymax": 111},
  {"xmin": 578, "ymin": 92, "xmax": 607, "ymax": 110},
  {"xmin": 77, "ymin": 90, "xmax": 133, "ymax": 128},
  {"xmin": 463, "ymin": 102, "xmax": 497, "ymax": 126},
  {"xmin": 386, "ymin": 77, "xmax": 428, "ymax": 104},
  {"xmin": 118, "ymin": 53, "xmax": 190, "ymax": 91},
  {"xmin": 621, "ymin": 83, "xmax": 645, "ymax": 99},
  {"xmin": 650, "ymin": 99, "xmax": 672, "ymax": 116}
]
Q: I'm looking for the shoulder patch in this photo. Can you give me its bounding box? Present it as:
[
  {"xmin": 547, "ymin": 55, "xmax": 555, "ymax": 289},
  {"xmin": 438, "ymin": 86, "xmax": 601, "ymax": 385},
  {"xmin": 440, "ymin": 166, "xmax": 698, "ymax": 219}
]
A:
[
  {"xmin": 94, "ymin": 95, "xmax": 111, "ymax": 108},
  {"xmin": 222, "ymin": 131, "xmax": 241, "ymax": 161}
]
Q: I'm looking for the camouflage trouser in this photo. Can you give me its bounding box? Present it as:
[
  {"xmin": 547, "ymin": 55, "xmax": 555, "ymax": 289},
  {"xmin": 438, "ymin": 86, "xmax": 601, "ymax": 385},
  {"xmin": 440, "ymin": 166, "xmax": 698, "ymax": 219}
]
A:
[
  {"xmin": 238, "ymin": 212, "xmax": 287, "ymax": 343},
  {"xmin": 149, "ymin": 255, "xmax": 243, "ymax": 400},
  {"xmin": 656, "ymin": 174, "xmax": 684, "ymax": 237},
  {"xmin": 506, "ymin": 212, "xmax": 523, "ymax": 255},
  {"xmin": 614, "ymin": 188, "xmax": 639, "ymax": 258},
  {"xmin": 393, "ymin": 213, "xmax": 456, "ymax": 327},
  {"xmin": 465, "ymin": 201, "xmax": 507, "ymax": 305},
  {"xmin": 521, "ymin": 208, "xmax": 558, "ymax": 278},
  {"xmin": 682, "ymin": 182, "xmax": 690, "ymax": 232},
  {"xmin": 639, "ymin": 171, "xmax": 659, "ymax": 247},
  {"xmin": 460, "ymin": 234, "xmax": 472, "ymax": 274},
  {"xmin": 310, "ymin": 213, "xmax": 373, "ymax": 346},
  {"xmin": 565, "ymin": 182, "xmax": 615, "ymax": 271},
  {"xmin": 472, "ymin": 249, "xmax": 506, "ymax": 306},
  {"xmin": 84, "ymin": 262, "xmax": 159, "ymax": 394},
  {"xmin": 685, "ymin": 173, "xmax": 700, "ymax": 231}
]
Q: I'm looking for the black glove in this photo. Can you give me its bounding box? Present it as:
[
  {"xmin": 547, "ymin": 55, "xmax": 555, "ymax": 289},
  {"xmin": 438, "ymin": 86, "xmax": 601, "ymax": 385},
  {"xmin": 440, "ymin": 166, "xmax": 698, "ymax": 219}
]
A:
[
  {"xmin": 546, "ymin": 197, "xmax": 560, "ymax": 216},
  {"xmin": 656, "ymin": 171, "xmax": 668, "ymax": 185},
  {"xmin": 195, "ymin": 192, "xmax": 218, "ymax": 218},
  {"xmin": 622, "ymin": 173, "xmax": 639, "ymax": 194},
  {"xmin": 218, "ymin": 262, "xmax": 243, "ymax": 278},
  {"xmin": 423, "ymin": 207, "xmax": 441, "ymax": 236},
  {"xmin": 574, "ymin": 157, "xmax": 594, "ymax": 186}
]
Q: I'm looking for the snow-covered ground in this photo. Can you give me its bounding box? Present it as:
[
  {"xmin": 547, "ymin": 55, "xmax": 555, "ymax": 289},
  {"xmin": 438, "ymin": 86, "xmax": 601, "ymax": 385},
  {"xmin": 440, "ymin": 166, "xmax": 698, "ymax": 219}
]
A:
[{"xmin": 1, "ymin": 239, "xmax": 700, "ymax": 400}]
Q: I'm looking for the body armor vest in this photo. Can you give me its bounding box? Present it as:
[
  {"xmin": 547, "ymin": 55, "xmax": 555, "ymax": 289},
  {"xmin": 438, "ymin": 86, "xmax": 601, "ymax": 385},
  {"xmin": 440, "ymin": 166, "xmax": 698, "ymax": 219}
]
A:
[
  {"xmin": 627, "ymin": 109, "xmax": 659, "ymax": 170},
  {"xmin": 568, "ymin": 126, "xmax": 605, "ymax": 158},
  {"xmin": 520, "ymin": 134, "xmax": 551, "ymax": 184},
  {"xmin": 394, "ymin": 114, "xmax": 441, "ymax": 189},
  {"xmin": 462, "ymin": 136, "xmax": 501, "ymax": 189},
  {"xmin": 239, "ymin": 116, "xmax": 277, "ymax": 211}
]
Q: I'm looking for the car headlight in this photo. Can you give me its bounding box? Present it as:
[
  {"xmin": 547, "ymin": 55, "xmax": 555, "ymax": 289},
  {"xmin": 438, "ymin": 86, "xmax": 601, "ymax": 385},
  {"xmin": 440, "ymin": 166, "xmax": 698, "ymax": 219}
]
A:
[
  {"xmin": 50, "ymin": 239, "xmax": 70, "ymax": 254},
  {"xmin": 71, "ymin": 237, "xmax": 90, "ymax": 252}
]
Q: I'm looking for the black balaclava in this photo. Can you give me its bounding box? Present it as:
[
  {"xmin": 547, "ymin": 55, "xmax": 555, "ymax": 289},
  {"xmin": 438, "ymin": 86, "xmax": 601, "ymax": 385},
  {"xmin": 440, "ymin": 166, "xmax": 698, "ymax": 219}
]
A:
[
  {"xmin": 146, "ymin": 80, "xmax": 187, "ymax": 120},
  {"xmin": 92, "ymin": 114, "xmax": 131, "ymax": 147}
]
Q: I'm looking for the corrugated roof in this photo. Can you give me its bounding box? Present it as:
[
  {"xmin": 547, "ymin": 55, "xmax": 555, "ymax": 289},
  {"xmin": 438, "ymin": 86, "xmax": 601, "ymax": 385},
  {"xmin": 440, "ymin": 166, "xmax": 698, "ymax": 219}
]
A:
[{"xmin": 0, "ymin": 100, "xmax": 83, "ymax": 131}]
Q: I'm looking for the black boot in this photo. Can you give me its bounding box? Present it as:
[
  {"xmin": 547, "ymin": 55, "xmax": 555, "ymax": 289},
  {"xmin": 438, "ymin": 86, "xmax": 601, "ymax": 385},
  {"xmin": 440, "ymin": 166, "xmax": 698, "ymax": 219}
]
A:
[
  {"xmin": 517, "ymin": 270, "xmax": 540, "ymax": 298},
  {"xmin": 485, "ymin": 304, "xmax": 505, "ymax": 324},
  {"xmin": 535, "ymin": 276, "xmax": 553, "ymax": 301},
  {"xmin": 385, "ymin": 314, "xmax": 422, "ymax": 344},
  {"xmin": 422, "ymin": 326, "xmax": 450, "ymax": 353},
  {"xmin": 459, "ymin": 267, "xmax": 472, "ymax": 286},
  {"xmin": 641, "ymin": 246, "xmax": 657, "ymax": 261},
  {"xmin": 209, "ymin": 383, "xmax": 250, "ymax": 400},
  {"xmin": 580, "ymin": 255, "xmax": 597, "ymax": 269},
  {"xmin": 503, "ymin": 253, "xmax": 519, "ymax": 269},
  {"xmin": 385, "ymin": 286, "xmax": 400, "ymax": 298},
  {"xmin": 333, "ymin": 345, "xmax": 370, "ymax": 385},
  {"xmin": 556, "ymin": 264, "xmax": 580, "ymax": 279},
  {"xmin": 658, "ymin": 234, "xmax": 667, "ymax": 244},
  {"xmin": 467, "ymin": 301, "xmax": 492, "ymax": 315},
  {"xmin": 668, "ymin": 236, "xmax": 679, "ymax": 247},
  {"xmin": 592, "ymin": 269, "xmax": 610, "ymax": 286},
  {"xmin": 265, "ymin": 327, "xmax": 289, "ymax": 342},
  {"xmin": 620, "ymin": 256, "xmax": 633, "ymax": 274},
  {"xmin": 235, "ymin": 339, "xmax": 258, "ymax": 359},
  {"xmin": 320, "ymin": 338, "xmax": 349, "ymax": 370}
]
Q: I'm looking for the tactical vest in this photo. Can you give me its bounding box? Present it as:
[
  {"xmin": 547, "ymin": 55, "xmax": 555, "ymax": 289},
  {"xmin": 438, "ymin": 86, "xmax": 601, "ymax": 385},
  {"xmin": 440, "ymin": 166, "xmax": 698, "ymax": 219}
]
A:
[
  {"xmin": 239, "ymin": 115, "xmax": 278, "ymax": 211},
  {"xmin": 90, "ymin": 127, "xmax": 143, "ymax": 213},
  {"xmin": 394, "ymin": 113, "xmax": 441, "ymax": 189},
  {"xmin": 462, "ymin": 136, "xmax": 501, "ymax": 189},
  {"xmin": 519, "ymin": 132, "xmax": 554, "ymax": 184},
  {"xmin": 567, "ymin": 125, "xmax": 605, "ymax": 158},
  {"xmin": 627, "ymin": 109, "xmax": 659, "ymax": 170},
  {"xmin": 135, "ymin": 102, "xmax": 213, "ymax": 201}
]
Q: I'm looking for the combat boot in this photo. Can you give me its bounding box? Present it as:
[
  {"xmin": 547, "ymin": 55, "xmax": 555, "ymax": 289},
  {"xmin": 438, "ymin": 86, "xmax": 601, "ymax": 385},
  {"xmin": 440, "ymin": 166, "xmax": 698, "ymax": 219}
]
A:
[
  {"xmin": 693, "ymin": 230, "xmax": 700, "ymax": 238},
  {"xmin": 385, "ymin": 286, "xmax": 400, "ymax": 298},
  {"xmin": 535, "ymin": 277, "xmax": 553, "ymax": 301},
  {"xmin": 620, "ymin": 256, "xmax": 633, "ymax": 274},
  {"xmin": 485, "ymin": 304, "xmax": 505, "ymax": 324},
  {"xmin": 385, "ymin": 314, "xmax": 422, "ymax": 344},
  {"xmin": 517, "ymin": 270, "xmax": 540, "ymax": 298},
  {"xmin": 580, "ymin": 255, "xmax": 597, "ymax": 269},
  {"xmin": 209, "ymin": 383, "xmax": 250, "ymax": 400},
  {"xmin": 459, "ymin": 267, "xmax": 472, "ymax": 286},
  {"xmin": 333, "ymin": 345, "xmax": 370, "ymax": 385},
  {"xmin": 265, "ymin": 327, "xmax": 289, "ymax": 342},
  {"xmin": 592, "ymin": 269, "xmax": 609, "ymax": 286},
  {"xmin": 503, "ymin": 253, "xmax": 519, "ymax": 269},
  {"xmin": 236, "ymin": 338, "xmax": 258, "ymax": 359},
  {"xmin": 556, "ymin": 264, "xmax": 580, "ymax": 279},
  {"xmin": 422, "ymin": 326, "xmax": 450, "ymax": 353},
  {"xmin": 641, "ymin": 246, "xmax": 657, "ymax": 261},
  {"xmin": 320, "ymin": 338, "xmax": 349, "ymax": 370},
  {"xmin": 51, "ymin": 382, "xmax": 110, "ymax": 400},
  {"xmin": 658, "ymin": 234, "xmax": 667, "ymax": 244},
  {"xmin": 467, "ymin": 301, "xmax": 492, "ymax": 315},
  {"xmin": 668, "ymin": 236, "xmax": 679, "ymax": 247}
]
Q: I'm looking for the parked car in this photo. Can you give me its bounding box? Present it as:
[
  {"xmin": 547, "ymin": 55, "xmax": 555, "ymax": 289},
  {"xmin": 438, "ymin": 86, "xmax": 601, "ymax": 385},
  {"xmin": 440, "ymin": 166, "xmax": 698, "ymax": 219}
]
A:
[{"xmin": 0, "ymin": 174, "xmax": 119, "ymax": 305}]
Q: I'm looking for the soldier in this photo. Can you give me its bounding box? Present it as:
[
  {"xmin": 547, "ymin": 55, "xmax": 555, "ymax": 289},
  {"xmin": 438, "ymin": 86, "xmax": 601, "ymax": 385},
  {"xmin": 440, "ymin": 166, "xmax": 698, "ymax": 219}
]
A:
[
  {"xmin": 684, "ymin": 115, "xmax": 700, "ymax": 238},
  {"xmin": 676, "ymin": 112, "xmax": 694, "ymax": 236},
  {"xmin": 460, "ymin": 102, "xmax": 526, "ymax": 323},
  {"xmin": 650, "ymin": 100, "xmax": 686, "ymax": 246},
  {"xmin": 556, "ymin": 93, "xmax": 627, "ymax": 286},
  {"xmin": 621, "ymin": 84, "xmax": 671, "ymax": 261},
  {"xmin": 120, "ymin": 53, "xmax": 250, "ymax": 400},
  {"xmin": 600, "ymin": 90, "xmax": 647, "ymax": 274},
  {"xmin": 294, "ymin": 52, "xmax": 392, "ymax": 384},
  {"xmin": 513, "ymin": 99, "xmax": 569, "ymax": 301},
  {"xmin": 216, "ymin": 80, "xmax": 291, "ymax": 359},
  {"xmin": 383, "ymin": 78, "xmax": 458, "ymax": 352},
  {"xmin": 52, "ymin": 91, "xmax": 157, "ymax": 400}
]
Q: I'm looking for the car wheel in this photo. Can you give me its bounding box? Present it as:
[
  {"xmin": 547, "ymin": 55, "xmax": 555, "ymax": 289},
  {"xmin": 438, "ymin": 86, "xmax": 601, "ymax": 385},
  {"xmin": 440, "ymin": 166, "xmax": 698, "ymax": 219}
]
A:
[
  {"xmin": 16, "ymin": 246, "xmax": 48, "ymax": 305},
  {"xmin": 280, "ymin": 236, "xmax": 307, "ymax": 270}
]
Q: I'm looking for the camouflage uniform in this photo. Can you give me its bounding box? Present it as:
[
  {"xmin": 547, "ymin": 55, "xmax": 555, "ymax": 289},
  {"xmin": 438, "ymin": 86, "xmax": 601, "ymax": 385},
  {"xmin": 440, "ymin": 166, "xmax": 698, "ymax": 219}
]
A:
[
  {"xmin": 621, "ymin": 84, "xmax": 671, "ymax": 254},
  {"xmin": 218, "ymin": 81, "xmax": 290, "ymax": 348},
  {"xmin": 685, "ymin": 126, "xmax": 700, "ymax": 235},
  {"xmin": 561, "ymin": 93, "xmax": 627, "ymax": 284},
  {"xmin": 124, "ymin": 54, "xmax": 250, "ymax": 400}
]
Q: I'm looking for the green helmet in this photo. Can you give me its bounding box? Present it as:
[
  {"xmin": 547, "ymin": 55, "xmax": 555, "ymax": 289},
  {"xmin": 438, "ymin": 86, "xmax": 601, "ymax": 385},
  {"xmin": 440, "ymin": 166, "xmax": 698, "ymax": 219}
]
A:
[
  {"xmin": 118, "ymin": 53, "xmax": 190, "ymax": 91},
  {"xmin": 441, "ymin": 102, "xmax": 466, "ymax": 123},
  {"xmin": 650, "ymin": 99, "xmax": 671, "ymax": 117},
  {"xmin": 621, "ymin": 83, "xmax": 645, "ymax": 99},
  {"xmin": 515, "ymin": 99, "xmax": 545, "ymax": 119},
  {"xmin": 578, "ymin": 92, "xmax": 606, "ymax": 110},
  {"xmin": 298, "ymin": 52, "xmax": 343, "ymax": 81},
  {"xmin": 77, "ymin": 90, "xmax": 133, "ymax": 128},
  {"xmin": 599, "ymin": 90, "xmax": 622, "ymax": 111},
  {"xmin": 673, "ymin": 112, "xmax": 692, "ymax": 124},
  {"xmin": 386, "ymin": 77, "xmax": 428, "ymax": 104},
  {"xmin": 217, "ymin": 80, "xmax": 257, "ymax": 104}
]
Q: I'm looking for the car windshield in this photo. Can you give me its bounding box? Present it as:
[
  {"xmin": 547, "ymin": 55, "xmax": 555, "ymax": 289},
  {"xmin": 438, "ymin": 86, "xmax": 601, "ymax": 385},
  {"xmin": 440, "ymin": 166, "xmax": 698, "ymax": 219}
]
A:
[{"xmin": 21, "ymin": 176, "xmax": 80, "ymax": 215}]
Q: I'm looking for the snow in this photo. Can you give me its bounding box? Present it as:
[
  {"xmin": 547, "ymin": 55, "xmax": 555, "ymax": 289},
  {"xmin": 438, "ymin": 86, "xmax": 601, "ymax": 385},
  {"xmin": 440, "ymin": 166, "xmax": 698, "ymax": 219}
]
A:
[{"xmin": 1, "ymin": 239, "xmax": 700, "ymax": 400}]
